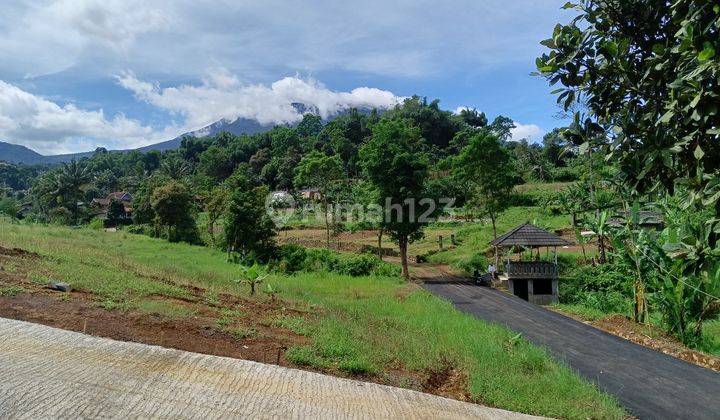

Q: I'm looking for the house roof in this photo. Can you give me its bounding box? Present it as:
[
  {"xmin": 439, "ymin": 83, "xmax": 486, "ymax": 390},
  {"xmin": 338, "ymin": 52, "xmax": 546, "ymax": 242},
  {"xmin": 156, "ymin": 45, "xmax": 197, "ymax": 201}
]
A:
[
  {"xmin": 108, "ymin": 191, "xmax": 131, "ymax": 201},
  {"xmin": 608, "ymin": 210, "xmax": 664, "ymax": 228},
  {"xmin": 490, "ymin": 223, "xmax": 572, "ymax": 248},
  {"xmin": 91, "ymin": 198, "xmax": 110, "ymax": 206}
]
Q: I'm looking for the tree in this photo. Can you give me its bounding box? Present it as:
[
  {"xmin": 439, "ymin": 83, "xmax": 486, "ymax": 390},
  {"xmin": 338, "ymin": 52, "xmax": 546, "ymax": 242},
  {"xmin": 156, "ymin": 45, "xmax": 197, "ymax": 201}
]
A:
[
  {"xmin": 106, "ymin": 198, "xmax": 126, "ymax": 227},
  {"xmin": 536, "ymin": 0, "xmax": 720, "ymax": 216},
  {"xmin": 360, "ymin": 118, "xmax": 430, "ymax": 279},
  {"xmin": 488, "ymin": 116, "xmax": 516, "ymax": 142},
  {"xmin": 385, "ymin": 96, "xmax": 461, "ymax": 150},
  {"xmin": 296, "ymin": 114, "xmax": 323, "ymax": 138},
  {"xmin": 31, "ymin": 160, "xmax": 91, "ymax": 224},
  {"xmin": 205, "ymin": 186, "xmax": 229, "ymax": 247},
  {"xmin": 453, "ymin": 132, "xmax": 516, "ymax": 242},
  {"xmin": 542, "ymin": 128, "xmax": 572, "ymax": 167},
  {"xmin": 0, "ymin": 195, "xmax": 19, "ymax": 219},
  {"xmin": 223, "ymin": 170, "xmax": 276, "ymax": 260},
  {"xmin": 538, "ymin": 0, "xmax": 720, "ymax": 339},
  {"xmin": 199, "ymin": 145, "xmax": 236, "ymax": 181},
  {"xmin": 457, "ymin": 108, "xmax": 488, "ymax": 128},
  {"xmin": 151, "ymin": 180, "xmax": 198, "ymax": 243},
  {"xmin": 235, "ymin": 263, "xmax": 267, "ymax": 296},
  {"xmin": 294, "ymin": 151, "xmax": 346, "ymax": 248},
  {"xmin": 584, "ymin": 210, "xmax": 610, "ymax": 264},
  {"xmin": 159, "ymin": 154, "xmax": 191, "ymax": 179}
]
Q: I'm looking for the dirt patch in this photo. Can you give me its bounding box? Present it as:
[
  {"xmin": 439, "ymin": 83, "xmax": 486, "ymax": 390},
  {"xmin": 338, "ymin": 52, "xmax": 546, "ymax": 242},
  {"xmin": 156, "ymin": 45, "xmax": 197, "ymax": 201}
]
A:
[
  {"xmin": 0, "ymin": 290, "xmax": 308, "ymax": 366},
  {"xmin": 591, "ymin": 315, "xmax": 720, "ymax": 372},
  {"xmin": 0, "ymin": 246, "xmax": 40, "ymax": 259},
  {"xmin": 422, "ymin": 360, "xmax": 471, "ymax": 401}
]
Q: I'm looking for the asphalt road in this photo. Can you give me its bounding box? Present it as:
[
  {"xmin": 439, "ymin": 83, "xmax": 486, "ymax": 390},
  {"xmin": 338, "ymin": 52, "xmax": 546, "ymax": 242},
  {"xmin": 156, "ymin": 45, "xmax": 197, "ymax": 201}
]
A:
[
  {"xmin": 0, "ymin": 317, "xmax": 539, "ymax": 420},
  {"xmin": 423, "ymin": 281, "xmax": 720, "ymax": 419}
]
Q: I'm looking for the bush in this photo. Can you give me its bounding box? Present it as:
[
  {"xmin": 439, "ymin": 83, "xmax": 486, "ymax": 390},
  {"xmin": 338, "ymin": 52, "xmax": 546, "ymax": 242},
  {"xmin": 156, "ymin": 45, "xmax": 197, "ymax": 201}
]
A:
[
  {"xmin": 274, "ymin": 244, "xmax": 400, "ymax": 277},
  {"xmin": 457, "ymin": 252, "xmax": 489, "ymax": 274},
  {"xmin": 125, "ymin": 223, "xmax": 158, "ymax": 237},
  {"xmin": 336, "ymin": 254, "xmax": 380, "ymax": 277},
  {"xmin": 277, "ymin": 244, "xmax": 308, "ymax": 273},
  {"xmin": 88, "ymin": 218, "xmax": 105, "ymax": 230},
  {"xmin": 49, "ymin": 207, "xmax": 73, "ymax": 225},
  {"xmin": 0, "ymin": 196, "xmax": 20, "ymax": 218},
  {"xmin": 559, "ymin": 264, "xmax": 632, "ymax": 315}
]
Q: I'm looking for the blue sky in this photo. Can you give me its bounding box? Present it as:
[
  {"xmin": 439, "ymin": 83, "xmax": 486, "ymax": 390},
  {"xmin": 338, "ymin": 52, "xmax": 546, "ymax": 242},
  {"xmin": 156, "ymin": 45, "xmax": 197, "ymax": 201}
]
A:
[{"xmin": 0, "ymin": 1, "xmax": 575, "ymax": 155}]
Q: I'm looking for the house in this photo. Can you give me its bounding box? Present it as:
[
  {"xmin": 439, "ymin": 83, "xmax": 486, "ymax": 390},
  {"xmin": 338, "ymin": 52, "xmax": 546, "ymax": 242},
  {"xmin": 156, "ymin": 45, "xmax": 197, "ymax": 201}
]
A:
[
  {"xmin": 18, "ymin": 202, "xmax": 33, "ymax": 218},
  {"xmin": 607, "ymin": 210, "xmax": 664, "ymax": 230},
  {"xmin": 298, "ymin": 188, "xmax": 322, "ymax": 201},
  {"xmin": 90, "ymin": 192, "xmax": 133, "ymax": 222},
  {"xmin": 490, "ymin": 223, "xmax": 572, "ymax": 305}
]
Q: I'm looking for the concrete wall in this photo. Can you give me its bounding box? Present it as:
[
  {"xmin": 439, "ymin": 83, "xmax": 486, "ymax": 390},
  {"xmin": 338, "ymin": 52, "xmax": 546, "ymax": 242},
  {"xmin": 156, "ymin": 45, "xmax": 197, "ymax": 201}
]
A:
[
  {"xmin": 528, "ymin": 279, "xmax": 558, "ymax": 305},
  {"xmin": 508, "ymin": 279, "xmax": 558, "ymax": 305}
]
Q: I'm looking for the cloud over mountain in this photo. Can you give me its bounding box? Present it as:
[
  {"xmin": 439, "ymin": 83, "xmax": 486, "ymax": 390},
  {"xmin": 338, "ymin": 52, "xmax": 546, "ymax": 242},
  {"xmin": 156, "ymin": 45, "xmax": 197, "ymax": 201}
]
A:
[
  {"xmin": 117, "ymin": 70, "xmax": 401, "ymax": 129},
  {"xmin": 0, "ymin": 72, "xmax": 401, "ymax": 154}
]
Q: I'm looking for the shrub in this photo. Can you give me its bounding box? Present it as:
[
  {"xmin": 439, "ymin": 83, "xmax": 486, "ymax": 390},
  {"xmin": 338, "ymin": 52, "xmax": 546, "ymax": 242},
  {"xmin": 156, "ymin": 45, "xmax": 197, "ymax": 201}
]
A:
[
  {"xmin": 336, "ymin": 254, "xmax": 380, "ymax": 277},
  {"xmin": 559, "ymin": 264, "xmax": 632, "ymax": 315},
  {"xmin": 457, "ymin": 252, "xmax": 489, "ymax": 275},
  {"xmin": 49, "ymin": 207, "xmax": 73, "ymax": 225},
  {"xmin": 277, "ymin": 244, "xmax": 308, "ymax": 273},
  {"xmin": 274, "ymin": 244, "xmax": 400, "ymax": 277},
  {"xmin": 88, "ymin": 218, "xmax": 105, "ymax": 230},
  {"xmin": 125, "ymin": 223, "xmax": 158, "ymax": 237},
  {"xmin": 0, "ymin": 196, "xmax": 20, "ymax": 218}
]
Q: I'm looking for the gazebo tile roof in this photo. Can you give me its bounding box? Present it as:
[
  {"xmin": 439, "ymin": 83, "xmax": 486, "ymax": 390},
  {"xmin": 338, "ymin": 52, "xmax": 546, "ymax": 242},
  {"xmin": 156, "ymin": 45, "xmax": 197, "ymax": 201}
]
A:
[{"xmin": 490, "ymin": 223, "xmax": 572, "ymax": 247}]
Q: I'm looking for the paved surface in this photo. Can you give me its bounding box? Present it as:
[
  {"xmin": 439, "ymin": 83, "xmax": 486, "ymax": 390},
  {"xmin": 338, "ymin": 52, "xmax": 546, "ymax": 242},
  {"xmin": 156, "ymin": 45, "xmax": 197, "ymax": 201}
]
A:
[
  {"xmin": 0, "ymin": 318, "xmax": 539, "ymax": 420},
  {"xmin": 423, "ymin": 281, "xmax": 720, "ymax": 420}
]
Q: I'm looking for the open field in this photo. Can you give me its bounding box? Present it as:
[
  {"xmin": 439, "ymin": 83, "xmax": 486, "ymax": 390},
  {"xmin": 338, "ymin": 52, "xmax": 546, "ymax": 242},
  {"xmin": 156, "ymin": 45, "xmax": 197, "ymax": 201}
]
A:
[{"xmin": 0, "ymin": 220, "xmax": 624, "ymax": 419}]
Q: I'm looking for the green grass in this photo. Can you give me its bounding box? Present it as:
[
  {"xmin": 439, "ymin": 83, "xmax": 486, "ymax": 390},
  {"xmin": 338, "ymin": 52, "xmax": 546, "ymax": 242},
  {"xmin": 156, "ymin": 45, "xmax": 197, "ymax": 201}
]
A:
[
  {"xmin": 0, "ymin": 220, "xmax": 624, "ymax": 419},
  {"xmin": 699, "ymin": 319, "xmax": 720, "ymax": 357},
  {"xmin": 515, "ymin": 182, "xmax": 572, "ymax": 193},
  {"xmin": 551, "ymin": 303, "xmax": 611, "ymax": 321},
  {"xmin": 0, "ymin": 284, "xmax": 26, "ymax": 297}
]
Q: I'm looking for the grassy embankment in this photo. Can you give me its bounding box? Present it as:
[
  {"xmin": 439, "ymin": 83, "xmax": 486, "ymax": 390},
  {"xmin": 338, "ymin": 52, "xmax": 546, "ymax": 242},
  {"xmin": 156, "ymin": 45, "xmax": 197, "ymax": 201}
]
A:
[{"xmin": 0, "ymin": 220, "xmax": 625, "ymax": 419}]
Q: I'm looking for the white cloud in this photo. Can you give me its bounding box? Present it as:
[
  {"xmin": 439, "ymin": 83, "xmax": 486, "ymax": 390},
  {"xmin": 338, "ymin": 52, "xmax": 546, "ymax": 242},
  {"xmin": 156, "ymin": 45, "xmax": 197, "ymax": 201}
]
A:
[
  {"xmin": 0, "ymin": 1, "xmax": 574, "ymax": 80},
  {"xmin": 117, "ymin": 70, "xmax": 401, "ymax": 129},
  {"xmin": 0, "ymin": 0, "xmax": 169, "ymax": 78},
  {"xmin": 510, "ymin": 123, "xmax": 544, "ymax": 143},
  {"xmin": 0, "ymin": 80, "xmax": 157, "ymax": 154}
]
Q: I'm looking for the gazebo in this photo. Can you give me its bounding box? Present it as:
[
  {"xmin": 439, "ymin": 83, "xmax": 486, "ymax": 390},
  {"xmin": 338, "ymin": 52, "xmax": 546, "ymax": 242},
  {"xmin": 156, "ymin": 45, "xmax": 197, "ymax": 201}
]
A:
[{"xmin": 490, "ymin": 223, "xmax": 571, "ymax": 305}]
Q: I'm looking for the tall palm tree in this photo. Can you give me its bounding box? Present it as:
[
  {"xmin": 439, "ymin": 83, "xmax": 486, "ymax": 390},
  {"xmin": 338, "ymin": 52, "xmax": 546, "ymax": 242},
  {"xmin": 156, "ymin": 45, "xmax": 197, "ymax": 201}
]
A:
[
  {"xmin": 54, "ymin": 160, "xmax": 91, "ymax": 222},
  {"xmin": 160, "ymin": 156, "xmax": 191, "ymax": 179}
]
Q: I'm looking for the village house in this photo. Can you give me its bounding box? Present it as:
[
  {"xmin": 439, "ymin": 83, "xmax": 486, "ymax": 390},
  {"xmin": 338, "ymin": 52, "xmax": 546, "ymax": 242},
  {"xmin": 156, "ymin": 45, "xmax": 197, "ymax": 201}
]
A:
[{"xmin": 90, "ymin": 192, "xmax": 133, "ymax": 223}]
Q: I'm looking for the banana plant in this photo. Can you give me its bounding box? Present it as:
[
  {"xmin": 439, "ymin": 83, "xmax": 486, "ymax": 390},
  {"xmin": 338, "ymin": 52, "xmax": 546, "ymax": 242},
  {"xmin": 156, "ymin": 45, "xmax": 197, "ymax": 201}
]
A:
[
  {"xmin": 236, "ymin": 263, "xmax": 267, "ymax": 296},
  {"xmin": 584, "ymin": 210, "xmax": 610, "ymax": 264}
]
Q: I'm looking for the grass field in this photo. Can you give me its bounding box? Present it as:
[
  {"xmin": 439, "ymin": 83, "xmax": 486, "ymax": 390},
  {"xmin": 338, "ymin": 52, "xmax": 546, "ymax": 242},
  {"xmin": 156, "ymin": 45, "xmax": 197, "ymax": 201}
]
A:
[{"xmin": 0, "ymin": 219, "xmax": 625, "ymax": 419}]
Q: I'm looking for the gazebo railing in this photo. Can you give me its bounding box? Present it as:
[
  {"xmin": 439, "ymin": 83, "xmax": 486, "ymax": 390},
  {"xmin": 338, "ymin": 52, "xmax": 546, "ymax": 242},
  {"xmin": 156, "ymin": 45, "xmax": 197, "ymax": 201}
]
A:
[{"xmin": 506, "ymin": 261, "xmax": 558, "ymax": 279}]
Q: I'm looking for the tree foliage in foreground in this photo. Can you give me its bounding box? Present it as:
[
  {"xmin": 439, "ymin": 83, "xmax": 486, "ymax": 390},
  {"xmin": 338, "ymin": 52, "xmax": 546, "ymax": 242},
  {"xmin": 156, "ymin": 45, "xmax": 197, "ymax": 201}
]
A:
[
  {"xmin": 537, "ymin": 0, "xmax": 719, "ymax": 212},
  {"xmin": 538, "ymin": 0, "xmax": 720, "ymax": 344}
]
